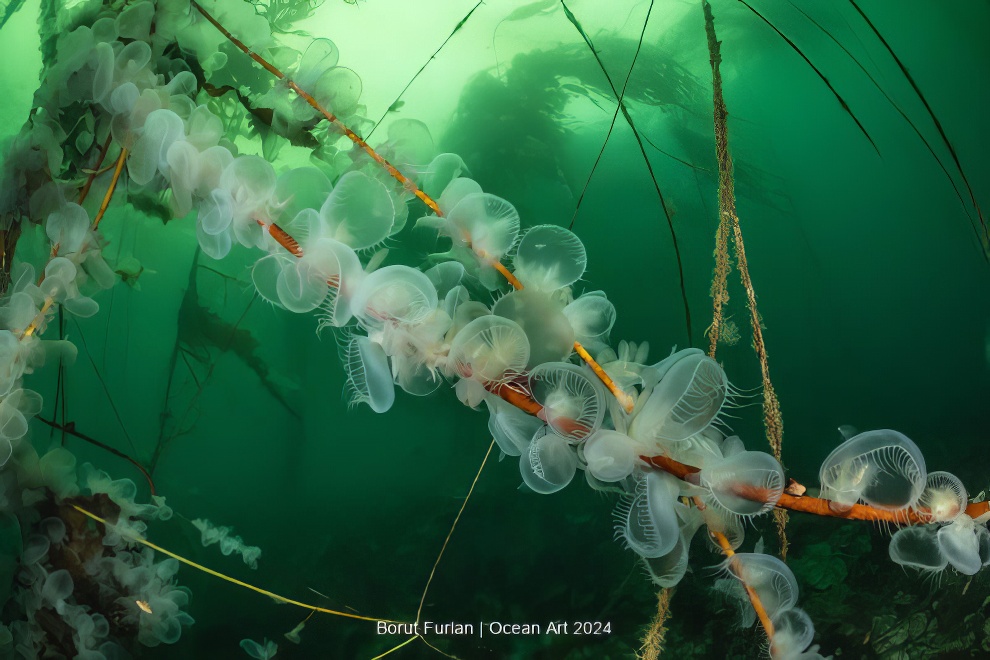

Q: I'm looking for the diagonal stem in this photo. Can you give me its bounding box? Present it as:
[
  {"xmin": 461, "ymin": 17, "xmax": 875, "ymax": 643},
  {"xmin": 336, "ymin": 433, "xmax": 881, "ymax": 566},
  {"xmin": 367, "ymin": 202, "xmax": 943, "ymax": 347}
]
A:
[
  {"xmin": 194, "ymin": 0, "xmax": 632, "ymax": 411},
  {"xmin": 189, "ymin": 0, "xmax": 440, "ymax": 216}
]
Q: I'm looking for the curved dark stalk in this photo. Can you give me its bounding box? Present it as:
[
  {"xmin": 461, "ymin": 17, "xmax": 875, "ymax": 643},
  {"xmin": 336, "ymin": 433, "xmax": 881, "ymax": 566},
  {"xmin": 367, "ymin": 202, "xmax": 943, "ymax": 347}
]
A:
[
  {"xmin": 790, "ymin": 1, "xmax": 986, "ymax": 259},
  {"xmin": 737, "ymin": 0, "xmax": 881, "ymax": 157},
  {"xmin": 77, "ymin": 134, "xmax": 113, "ymax": 205},
  {"xmin": 150, "ymin": 288, "xmax": 260, "ymax": 475},
  {"xmin": 366, "ymin": 0, "xmax": 484, "ymax": 142},
  {"xmin": 35, "ymin": 416, "xmax": 156, "ymax": 496},
  {"xmin": 642, "ymin": 133, "xmax": 713, "ymax": 172},
  {"xmin": 561, "ymin": 0, "xmax": 693, "ymax": 346},
  {"xmin": 71, "ymin": 320, "xmax": 139, "ymax": 458},
  {"xmin": 52, "ymin": 306, "xmax": 67, "ymax": 446},
  {"xmin": 848, "ymin": 0, "xmax": 987, "ymax": 256}
]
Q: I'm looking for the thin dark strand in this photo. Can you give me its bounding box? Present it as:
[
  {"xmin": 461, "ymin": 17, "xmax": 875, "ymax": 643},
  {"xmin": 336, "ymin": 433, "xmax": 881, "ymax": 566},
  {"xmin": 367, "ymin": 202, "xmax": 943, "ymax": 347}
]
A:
[
  {"xmin": 789, "ymin": 1, "xmax": 982, "ymax": 253},
  {"xmin": 737, "ymin": 0, "xmax": 880, "ymax": 157},
  {"xmin": 51, "ymin": 307, "xmax": 65, "ymax": 445},
  {"xmin": 620, "ymin": 101, "xmax": 693, "ymax": 346},
  {"xmin": 847, "ymin": 0, "xmax": 987, "ymax": 254},
  {"xmin": 152, "ymin": 291, "xmax": 259, "ymax": 473},
  {"xmin": 642, "ymin": 133, "xmax": 713, "ymax": 172},
  {"xmin": 101, "ymin": 263, "xmax": 118, "ymax": 375},
  {"xmin": 35, "ymin": 416, "xmax": 156, "ymax": 496},
  {"xmin": 59, "ymin": 307, "xmax": 66, "ymax": 445},
  {"xmin": 367, "ymin": 1, "xmax": 483, "ymax": 141},
  {"xmin": 561, "ymin": 0, "xmax": 647, "ymax": 230},
  {"xmin": 71, "ymin": 320, "xmax": 139, "ymax": 458},
  {"xmin": 153, "ymin": 250, "xmax": 199, "ymax": 474},
  {"xmin": 179, "ymin": 348, "xmax": 203, "ymax": 390},
  {"xmin": 77, "ymin": 133, "xmax": 113, "ymax": 205},
  {"xmin": 561, "ymin": 0, "xmax": 693, "ymax": 345},
  {"xmin": 567, "ymin": 110, "xmax": 621, "ymax": 232},
  {"xmin": 220, "ymin": 292, "xmax": 259, "ymax": 351},
  {"xmin": 416, "ymin": 635, "xmax": 460, "ymax": 660}
]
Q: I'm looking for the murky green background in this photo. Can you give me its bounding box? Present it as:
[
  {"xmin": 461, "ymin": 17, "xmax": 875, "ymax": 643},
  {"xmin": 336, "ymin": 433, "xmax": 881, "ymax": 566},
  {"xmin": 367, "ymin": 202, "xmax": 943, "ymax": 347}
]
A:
[{"xmin": 3, "ymin": 0, "xmax": 988, "ymax": 657}]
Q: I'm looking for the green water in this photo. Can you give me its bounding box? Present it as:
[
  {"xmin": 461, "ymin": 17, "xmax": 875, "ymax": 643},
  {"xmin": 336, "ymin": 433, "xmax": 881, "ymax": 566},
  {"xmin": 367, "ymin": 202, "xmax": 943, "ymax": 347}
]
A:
[{"xmin": 3, "ymin": 0, "xmax": 989, "ymax": 657}]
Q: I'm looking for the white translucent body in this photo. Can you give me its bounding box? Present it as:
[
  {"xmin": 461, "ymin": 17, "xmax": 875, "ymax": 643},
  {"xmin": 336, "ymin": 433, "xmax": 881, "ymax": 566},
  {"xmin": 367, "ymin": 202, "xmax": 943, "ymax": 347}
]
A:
[
  {"xmin": 319, "ymin": 171, "xmax": 395, "ymax": 249},
  {"xmin": 629, "ymin": 351, "xmax": 728, "ymax": 444},
  {"xmin": 918, "ymin": 471, "xmax": 967, "ymax": 522},
  {"xmin": 563, "ymin": 292, "xmax": 616, "ymax": 353},
  {"xmin": 342, "ymin": 336, "xmax": 394, "ymax": 414},
  {"xmin": 582, "ymin": 430, "xmax": 640, "ymax": 482},
  {"xmin": 888, "ymin": 525, "xmax": 947, "ymax": 573},
  {"xmin": 512, "ymin": 225, "xmax": 587, "ymax": 292},
  {"xmin": 819, "ymin": 429, "xmax": 926, "ymax": 511},
  {"xmin": 487, "ymin": 397, "xmax": 544, "ymax": 457},
  {"xmin": 438, "ymin": 177, "xmax": 482, "ymax": 215},
  {"xmin": 446, "ymin": 192, "xmax": 520, "ymax": 260},
  {"xmin": 422, "ymin": 153, "xmax": 468, "ymax": 199},
  {"xmin": 350, "ymin": 265, "xmax": 438, "ymax": 331},
  {"xmin": 704, "ymin": 505, "xmax": 745, "ymax": 552},
  {"xmin": 491, "ymin": 289, "xmax": 574, "ymax": 368},
  {"xmin": 218, "ymin": 155, "xmax": 277, "ymax": 249},
  {"xmin": 528, "ymin": 362, "xmax": 604, "ymax": 441},
  {"xmin": 128, "ymin": 108, "xmax": 184, "ymax": 185},
  {"xmin": 423, "ymin": 261, "xmax": 466, "ymax": 300},
  {"xmin": 520, "ymin": 428, "xmax": 578, "ymax": 494},
  {"xmin": 315, "ymin": 66, "xmax": 362, "ymax": 118},
  {"xmin": 722, "ymin": 553, "xmax": 799, "ymax": 621},
  {"xmin": 448, "ymin": 315, "xmax": 529, "ymax": 384},
  {"xmin": 615, "ymin": 470, "xmax": 682, "ymax": 558},
  {"xmin": 937, "ymin": 514, "xmax": 982, "ymax": 575},
  {"xmin": 771, "ymin": 607, "xmax": 815, "ymax": 660},
  {"xmin": 700, "ymin": 450, "xmax": 785, "ymax": 518},
  {"xmin": 383, "ymin": 309, "xmax": 450, "ymax": 397},
  {"xmin": 642, "ymin": 504, "xmax": 704, "ymax": 588},
  {"xmin": 272, "ymin": 166, "xmax": 333, "ymax": 224}
]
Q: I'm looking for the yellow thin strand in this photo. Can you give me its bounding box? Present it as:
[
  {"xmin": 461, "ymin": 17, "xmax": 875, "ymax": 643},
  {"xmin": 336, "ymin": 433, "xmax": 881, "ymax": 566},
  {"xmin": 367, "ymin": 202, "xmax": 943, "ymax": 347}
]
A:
[
  {"xmin": 417, "ymin": 635, "xmax": 462, "ymax": 659},
  {"xmin": 23, "ymin": 147, "xmax": 128, "ymax": 339},
  {"xmin": 416, "ymin": 439, "xmax": 494, "ymax": 623},
  {"xmin": 92, "ymin": 148, "xmax": 128, "ymax": 230},
  {"xmin": 370, "ymin": 635, "xmax": 418, "ymax": 660},
  {"xmin": 21, "ymin": 297, "xmax": 54, "ymax": 338},
  {"xmin": 70, "ymin": 504, "xmax": 402, "ymax": 624}
]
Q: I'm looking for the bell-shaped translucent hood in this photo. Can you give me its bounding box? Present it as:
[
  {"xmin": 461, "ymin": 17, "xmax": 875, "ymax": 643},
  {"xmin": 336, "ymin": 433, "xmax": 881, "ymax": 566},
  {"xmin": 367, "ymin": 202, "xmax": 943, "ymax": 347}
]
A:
[
  {"xmin": 819, "ymin": 429, "xmax": 926, "ymax": 512},
  {"xmin": 629, "ymin": 351, "xmax": 728, "ymax": 445},
  {"xmin": 528, "ymin": 362, "xmax": 605, "ymax": 441},
  {"xmin": 512, "ymin": 224, "xmax": 586, "ymax": 292},
  {"xmin": 520, "ymin": 427, "xmax": 578, "ymax": 495},
  {"xmin": 492, "ymin": 289, "xmax": 574, "ymax": 368},
  {"xmin": 448, "ymin": 315, "xmax": 529, "ymax": 385}
]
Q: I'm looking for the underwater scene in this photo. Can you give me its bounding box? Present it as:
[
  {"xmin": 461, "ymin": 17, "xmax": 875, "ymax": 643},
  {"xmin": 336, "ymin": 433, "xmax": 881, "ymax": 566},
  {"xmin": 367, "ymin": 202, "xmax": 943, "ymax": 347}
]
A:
[{"xmin": 0, "ymin": 0, "xmax": 988, "ymax": 658}]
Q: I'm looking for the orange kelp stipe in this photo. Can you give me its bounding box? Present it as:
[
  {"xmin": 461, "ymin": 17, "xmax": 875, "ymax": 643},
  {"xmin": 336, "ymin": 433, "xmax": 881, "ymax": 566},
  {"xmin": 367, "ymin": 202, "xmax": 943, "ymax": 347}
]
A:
[
  {"xmin": 693, "ymin": 495, "xmax": 774, "ymax": 639},
  {"xmin": 92, "ymin": 148, "xmax": 128, "ymax": 231},
  {"xmin": 573, "ymin": 342, "xmax": 635, "ymax": 413},
  {"xmin": 190, "ymin": 0, "xmax": 633, "ymax": 414},
  {"xmin": 189, "ymin": 0, "xmax": 440, "ymax": 217},
  {"xmin": 257, "ymin": 219, "xmax": 303, "ymax": 257},
  {"xmin": 643, "ymin": 454, "xmax": 990, "ymax": 524},
  {"xmin": 78, "ymin": 134, "xmax": 113, "ymax": 205},
  {"xmin": 488, "ymin": 382, "xmax": 543, "ymax": 417}
]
